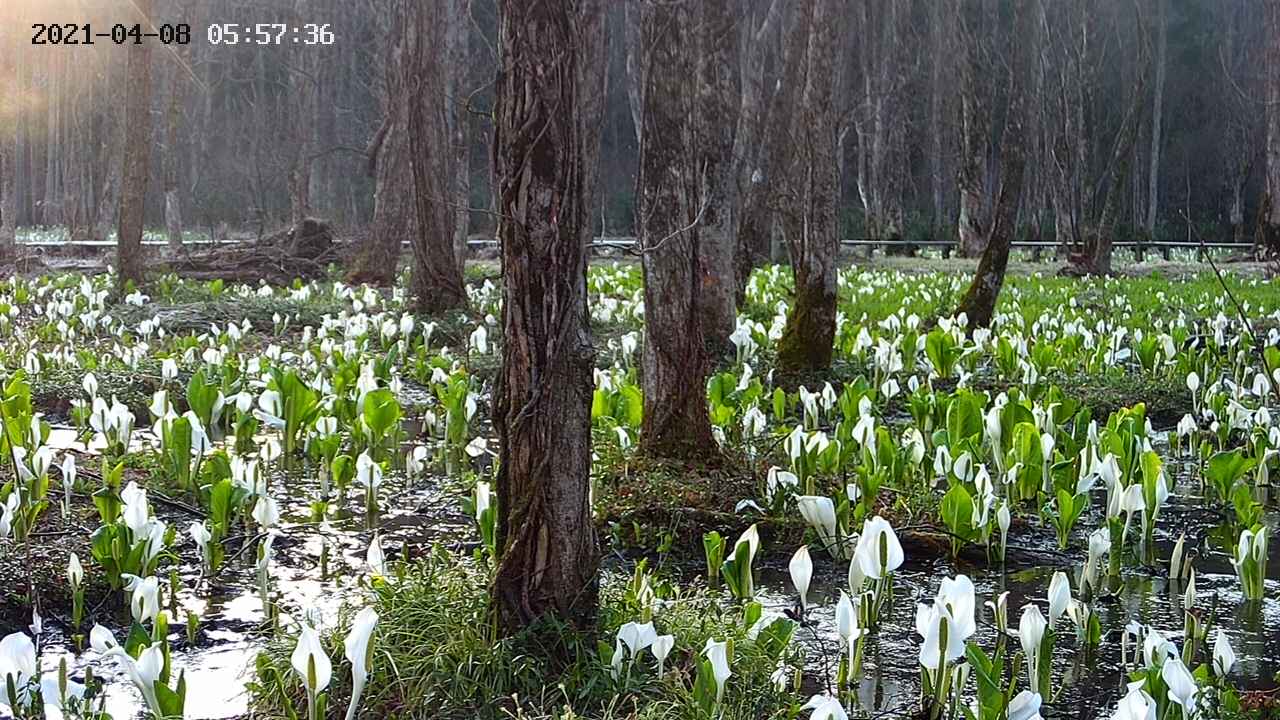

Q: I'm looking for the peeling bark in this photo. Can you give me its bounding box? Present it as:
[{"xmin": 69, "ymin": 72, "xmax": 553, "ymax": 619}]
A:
[{"xmin": 491, "ymin": 0, "xmax": 603, "ymax": 636}]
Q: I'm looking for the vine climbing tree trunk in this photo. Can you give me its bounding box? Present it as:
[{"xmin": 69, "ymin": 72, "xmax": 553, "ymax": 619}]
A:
[
  {"xmin": 777, "ymin": 0, "xmax": 841, "ymax": 373},
  {"xmin": 116, "ymin": 0, "xmax": 155, "ymax": 288},
  {"xmin": 491, "ymin": 0, "xmax": 603, "ymax": 636}
]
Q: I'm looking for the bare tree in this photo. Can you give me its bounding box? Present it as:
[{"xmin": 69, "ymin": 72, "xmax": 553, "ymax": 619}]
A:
[
  {"xmin": 927, "ymin": 0, "xmax": 950, "ymax": 240},
  {"xmin": 956, "ymin": 0, "xmax": 993, "ymax": 258},
  {"xmin": 636, "ymin": 0, "xmax": 718, "ymax": 459},
  {"xmin": 1265, "ymin": 0, "xmax": 1280, "ymax": 253},
  {"xmin": 0, "ymin": 34, "xmax": 15, "ymax": 247},
  {"xmin": 742, "ymin": 2, "xmax": 798, "ymax": 294},
  {"xmin": 164, "ymin": 3, "xmax": 191, "ymax": 250},
  {"xmin": 117, "ymin": 0, "xmax": 156, "ymax": 287},
  {"xmin": 405, "ymin": 1, "xmax": 468, "ymax": 312},
  {"xmin": 446, "ymin": 0, "xmax": 472, "ymax": 277},
  {"xmin": 491, "ymin": 0, "xmax": 604, "ymax": 634},
  {"xmin": 776, "ymin": 0, "xmax": 842, "ymax": 372},
  {"xmin": 956, "ymin": 0, "xmax": 1031, "ymax": 328},
  {"xmin": 853, "ymin": 0, "xmax": 906, "ymax": 246},
  {"xmin": 287, "ymin": 0, "xmax": 318, "ymax": 226},
  {"xmin": 349, "ymin": 0, "xmax": 413, "ymax": 286},
  {"xmin": 692, "ymin": 0, "xmax": 739, "ymax": 354},
  {"xmin": 1144, "ymin": 0, "xmax": 1167, "ymax": 239}
]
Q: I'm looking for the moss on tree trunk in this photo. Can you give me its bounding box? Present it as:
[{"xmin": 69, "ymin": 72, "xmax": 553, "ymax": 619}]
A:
[{"xmin": 777, "ymin": 277, "xmax": 836, "ymax": 372}]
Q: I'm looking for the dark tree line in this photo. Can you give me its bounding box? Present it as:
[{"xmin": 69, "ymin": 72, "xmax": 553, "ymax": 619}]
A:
[{"xmin": 2, "ymin": 0, "xmax": 1278, "ymax": 256}]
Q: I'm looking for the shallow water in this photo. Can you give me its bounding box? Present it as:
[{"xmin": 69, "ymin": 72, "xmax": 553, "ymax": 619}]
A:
[
  {"xmin": 752, "ymin": 443, "xmax": 1280, "ymax": 719},
  {"xmin": 21, "ymin": 428, "xmax": 1280, "ymax": 719},
  {"xmin": 30, "ymin": 460, "xmax": 471, "ymax": 720}
]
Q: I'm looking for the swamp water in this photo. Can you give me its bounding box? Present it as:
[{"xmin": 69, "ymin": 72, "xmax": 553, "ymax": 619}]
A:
[
  {"xmin": 24, "ymin": 428, "xmax": 470, "ymax": 720},
  {"xmin": 751, "ymin": 446, "xmax": 1280, "ymax": 719},
  {"xmin": 14, "ymin": 431, "xmax": 1280, "ymax": 719}
]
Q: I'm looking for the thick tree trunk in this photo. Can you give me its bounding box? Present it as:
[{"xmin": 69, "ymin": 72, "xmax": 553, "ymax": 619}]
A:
[
  {"xmin": 637, "ymin": 0, "xmax": 718, "ymax": 460},
  {"xmin": 405, "ymin": 0, "xmax": 467, "ymax": 312},
  {"xmin": 737, "ymin": 2, "xmax": 806, "ymax": 299},
  {"xmin": 957, "ymin": 1, "xmax": 1029, "ymax": 329},
  {"xmin": 350, "ymin": 2, "xmax": 410, "ymax": 286},
  {"xmin": 732, "ymin": 0, "xmax": 778, "ymax": 299},
  {"xmin": 692, "ymin": 0, "xmax": 739, "ymax": 356},
  {"xmin": 288, "ymin": 0, "xmax": 317, "ymax": 227},
  {"xmin": 622, "ymin": 0, "xmax": 645, "ymax": 148},
  {"xmin": 777, "ymin": 0, "xmax": 840, "ymax": 373},
  {"xmin": 491, "ymin": 0, "xmax": 602, "ymax": 635},
  {"xmin": 928, "ymin": 0, "xmax": 948, "ymax": 239},
  {"xmin": 358, "ymin": 114, "xmax": 410, "ymax": 287},
  {"xmin": 116, "ymin": 0, "xmax": 155, "ymax": 288}
]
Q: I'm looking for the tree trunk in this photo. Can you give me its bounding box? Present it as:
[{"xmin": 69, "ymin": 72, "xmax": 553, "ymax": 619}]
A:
[
  {"xmin": 730, "ymin": 0, "xmax": 782, "ymax": 299},
  {"xmin": 956, "ymin": 0, "xmax": 990, "ymax": 258},
  {"xmin": 957, "ymin": 1, "xmax": 1030, "ymax": 329},
  {"xmin": 164, "ymin": 27, "xmax": 189, "ymax": 251},
  {"xmin": 928, "ymin": 0, "xmax": 948, "ymax": 240},
  {"xmin": 1144, "ymin": 0, "xmax": 1167, "ymax": 237},
  {"xmin": 288, "ymin": 0, "xmax": 317, "ymax": 226},
  {"xmin": 692, "ymin": 0, "xmax": 739, "ymax": 356},
  {"xmin": 622, "ymin": 0, "xmax": 645, "ymax": 148},
  {"xmin": 349, "ymin": 2, "xmax": 410, "ymax": 286},
  {"xmin": 1264, "ymin": 0, "xmax": 1280, "ymax": 254},
  {"xmin": 737, "ymin": 2, "xmax": 806, "ymax": 299},
  {"xmin": 360, "ymin": 114, "xmax": 410, "ymax": 287},
  {"xmin": 777, "ymin": 0, "xmax": 840, "ymax": 374},
  {"xmin": 0, "ymin": 94, "xmax": 14, "ymax": 245},
  {"xmin": 116, "ymin": 0, "xmax": 155, "ymax": 288},
  {"xmin": 637, "ymin": 0, "xmax": 718, "ymax": 460},
  {"xmin": 405, "ymin": 1, "xmax": 467, "ymax": 313},
  {"xmin": 447, "ymin": 0, "xmax": 472, "ymax": 278},
  {"xmin": 491, "ymin": 0, "xmax": 602, "ymax": 635},
  {"xmin": 1080, "ymin": 70, "xmax": 1147, "ymax": 276}
]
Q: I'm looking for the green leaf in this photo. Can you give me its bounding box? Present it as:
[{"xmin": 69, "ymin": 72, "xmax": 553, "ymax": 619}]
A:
[{"xmin": 941, "ymin": 484, "xmax": 974, "ymax": 540}]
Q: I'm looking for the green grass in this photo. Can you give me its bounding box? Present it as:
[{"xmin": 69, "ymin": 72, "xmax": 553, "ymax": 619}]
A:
[{"xmin": 250, "ymin": 548, "xmax": 803, "ymax": 720}]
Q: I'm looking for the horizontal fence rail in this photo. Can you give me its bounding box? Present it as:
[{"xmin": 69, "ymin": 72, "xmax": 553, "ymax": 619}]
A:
[{"xmin": 12, "ymin": 235, "xmax": 1256, "ymax": 253}]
